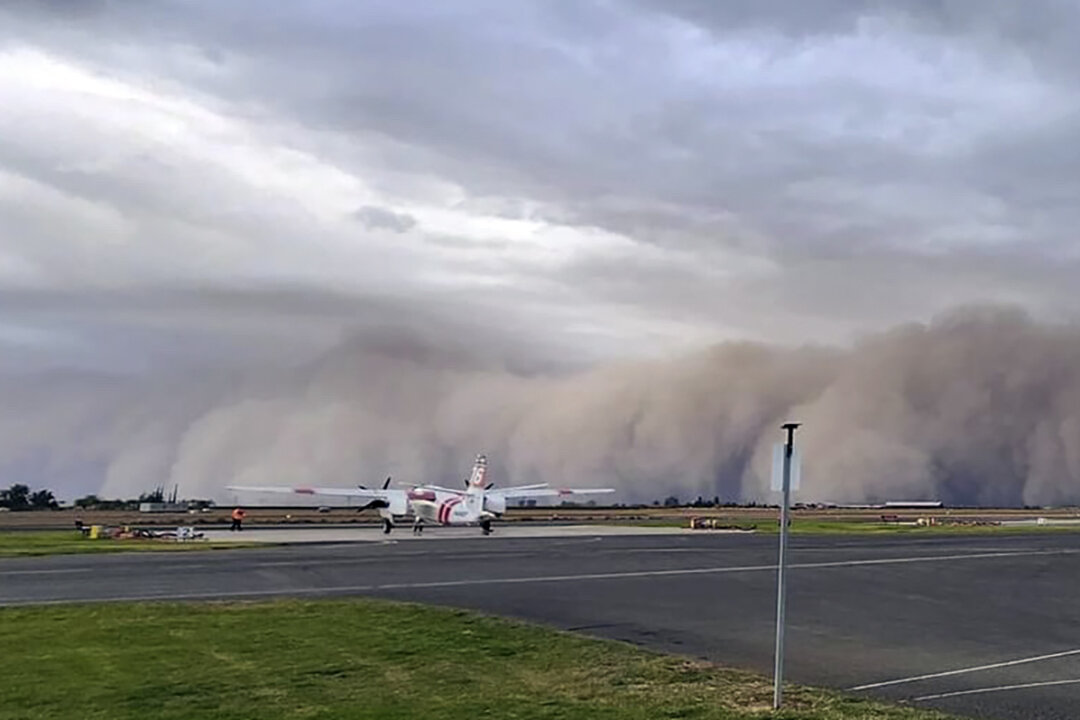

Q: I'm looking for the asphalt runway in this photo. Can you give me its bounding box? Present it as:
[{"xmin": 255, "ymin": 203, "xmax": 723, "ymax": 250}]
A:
[{"xmin": 2, "ymin": 530, "xmax": 1079, "ymax": 719}]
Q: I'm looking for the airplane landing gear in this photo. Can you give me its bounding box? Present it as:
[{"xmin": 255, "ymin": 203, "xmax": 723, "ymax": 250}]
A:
[
  {"xmin": 480, "ymin": 519, "xmax": 492, "ymax": 536},
  {"xmin": 412, "ymin": 517, "xmax": 424, "ymax": 535},
  {"xmin": 382, "ymin": 518, "xmax": 393, "ymax": 535}
]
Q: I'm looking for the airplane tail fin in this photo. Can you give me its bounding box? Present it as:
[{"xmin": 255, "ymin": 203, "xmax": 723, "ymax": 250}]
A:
[{"xmin": 467, "ymin": 454, "xmax": 488, "ymax": 489}]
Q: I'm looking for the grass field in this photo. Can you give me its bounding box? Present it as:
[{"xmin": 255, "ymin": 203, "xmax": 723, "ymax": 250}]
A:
[
  {"xmin": 766, "ymin": 520, "xmax": 1080, "ymax": 536},
  {"xmin": 0, "ymin": 531, "xmax": 259, "ymax": 557},
  {"xmin": 0, "ymin": 598, "xmax": 956, "ymax": 720},
  {"xmin": 632, "ymin": 518, "xmax": 1080, "ymax": 535}
]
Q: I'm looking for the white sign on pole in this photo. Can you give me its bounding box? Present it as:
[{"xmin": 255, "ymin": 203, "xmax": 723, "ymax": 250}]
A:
[{"xmin": 770, "ymin": 444, "xmax": 801, "ymax": 491}]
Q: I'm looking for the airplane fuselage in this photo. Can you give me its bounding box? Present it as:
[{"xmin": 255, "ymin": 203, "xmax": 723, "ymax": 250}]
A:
[{"xmin": 405, "ymin": 487, "xmax": 493, "ymax": 526}]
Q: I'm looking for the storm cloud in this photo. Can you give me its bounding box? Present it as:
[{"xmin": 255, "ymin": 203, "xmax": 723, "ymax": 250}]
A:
[
  {"xmin": 4, "ymin": 305, "xmax": 1080, "ymax": 508},
  {"xmin": 2, "ymin": 2, "xmax": 1080, "ymax": 503}
]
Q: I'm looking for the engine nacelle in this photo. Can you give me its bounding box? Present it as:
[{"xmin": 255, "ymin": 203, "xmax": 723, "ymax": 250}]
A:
[
  {"xmin": 385, "ymin": 490, "xmax": 408, "ymax": 517},
  {"xmin": 362, "ymin": 490, "xmax": 408, "ymax": 517},
  {"xmin": 483, "ymin": 494, "xmax": 506, "ymax": 515}
]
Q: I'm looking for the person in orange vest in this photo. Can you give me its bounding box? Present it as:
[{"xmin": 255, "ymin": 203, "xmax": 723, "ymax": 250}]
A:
[{"xmin": 230, "ymin": 507, "xmax": 246, "ymax": 531}]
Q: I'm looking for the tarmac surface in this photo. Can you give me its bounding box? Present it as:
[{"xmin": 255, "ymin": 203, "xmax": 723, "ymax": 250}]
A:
[{"xmin": 2, "ymin": 526, "xmax": 1079, "ymax": 719}]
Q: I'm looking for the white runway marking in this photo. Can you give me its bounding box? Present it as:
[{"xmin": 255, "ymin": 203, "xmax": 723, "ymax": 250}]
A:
[
  {"xmin": 850, "ymin": 648, "xmax": 1080, "ymax": 691},
  {"xmin": 1, "ymin": 547, "xmax": 1074, "ymax": 606},
  {"xmin": 912, "ymin": 678, "xmax": 1080, "ymax": 701}
]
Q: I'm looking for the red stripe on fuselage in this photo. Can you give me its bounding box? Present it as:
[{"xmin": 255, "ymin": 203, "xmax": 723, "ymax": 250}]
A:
[{"xmin": 438, "ymin": 497, "xmax": 462, "ymax": 524}]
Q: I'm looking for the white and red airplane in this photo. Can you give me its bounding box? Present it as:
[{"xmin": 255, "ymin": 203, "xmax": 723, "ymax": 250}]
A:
[{"xmin": 227, "ymin": 454, "xmax": 614, "ymax": 536}]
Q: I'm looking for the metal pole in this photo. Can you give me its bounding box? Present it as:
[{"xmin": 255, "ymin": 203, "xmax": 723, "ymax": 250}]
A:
[{"xmin": 773, "ymin": 422, "xmax": 799, "ymax": 710}]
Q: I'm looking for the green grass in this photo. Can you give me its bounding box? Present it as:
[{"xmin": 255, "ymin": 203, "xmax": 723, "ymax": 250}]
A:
[
  {"xmin": 0, "ymin": 531, "xmax": 260, "ymax": 557},
  {"xmin": 772, "ymin": 520, "xmax": 1080, "ymax": 536},
  {"xmin": 0, "ymin": 598, "xmax": 956, "ymax": 720},
  {"xmin": 615, "ymin": 518, "xmax": 1080, "ymax": 535}
]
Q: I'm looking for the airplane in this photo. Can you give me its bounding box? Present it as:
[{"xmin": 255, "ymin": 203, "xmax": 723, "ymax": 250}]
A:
[{"xmin": 226, "ymin": 453, "xmax": 615, "ymax": 536}]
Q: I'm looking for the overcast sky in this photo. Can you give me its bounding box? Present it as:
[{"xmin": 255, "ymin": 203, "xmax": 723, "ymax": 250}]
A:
[{"xmin": 3, "ymin": 0, "xmax": 1080, "ymax": 373}]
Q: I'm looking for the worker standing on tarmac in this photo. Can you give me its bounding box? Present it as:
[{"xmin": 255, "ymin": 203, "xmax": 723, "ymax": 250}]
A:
[{"xmin": 230, "ymin": 507, "xmax": 246, "ymax": 531}]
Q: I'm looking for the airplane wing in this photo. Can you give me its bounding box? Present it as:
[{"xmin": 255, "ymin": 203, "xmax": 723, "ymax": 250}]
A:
[
  {"xmin": 491, "ymin": 486, "xmax": 615, "ymax": 500},
  {"xmin": 488, "ymin": 483, "xmax": 549, "ymax": 493},
  {"xmin": 418, "ymin": 485, "xmax": 467, "ymax": 496}
]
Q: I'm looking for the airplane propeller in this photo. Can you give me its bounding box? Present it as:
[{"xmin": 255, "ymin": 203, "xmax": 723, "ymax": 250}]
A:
[
  {"xmin": 359, "ymin": 476, "xmax": 393, "ymax": 490},
  {"xmin": 355, "ymin": 477, "xmax": 393, "ymax": 512}
]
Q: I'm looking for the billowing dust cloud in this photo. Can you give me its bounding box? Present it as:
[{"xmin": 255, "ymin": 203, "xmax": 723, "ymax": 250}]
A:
[{"xmin": 3, "ymin": 306, "xmax": 1079, "ymax": 507}]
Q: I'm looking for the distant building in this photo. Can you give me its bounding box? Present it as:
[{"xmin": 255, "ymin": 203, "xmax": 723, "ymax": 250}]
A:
[{"xmin": 138, "ymin": 502, "xmax": 189, "ymax": 513}]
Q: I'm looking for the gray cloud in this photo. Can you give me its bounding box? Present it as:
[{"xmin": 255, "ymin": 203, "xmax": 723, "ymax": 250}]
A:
[
  {"xmin": 0, "ymin": 285, "xmax": 587, "ymax": 377},
  {"xmin": 6, "ymin": 2, "xmax": 1075, "ymax": 295},
  {"xmin": 352, "ymin": 206, "xmax": 417, "ymax": 233},
  {"xmin": 2, "ymin": 2, "xmax": 1080, "ymax": 501}
]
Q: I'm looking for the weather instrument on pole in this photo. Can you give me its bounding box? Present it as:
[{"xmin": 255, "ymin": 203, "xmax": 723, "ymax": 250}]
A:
[{"xmin": 772, "ymin": 421, "xmax": 801, "ymax": 710}]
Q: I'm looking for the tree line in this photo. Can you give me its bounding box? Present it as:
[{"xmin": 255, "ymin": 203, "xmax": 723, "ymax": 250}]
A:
[
  {"xmin": 0, "ymin": 484, "xmax": 58, "ymax": 511},
  {"xmin": 0, "ymin": 484, "xmax": 216, "ymax": 512}
]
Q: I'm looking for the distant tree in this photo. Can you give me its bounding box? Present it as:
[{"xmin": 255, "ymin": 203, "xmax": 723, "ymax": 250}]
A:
[
  {"xmin": 29, "ymin": 489, "xmax": 59, "ymax": 510},
  {"xmin": 662, "ymin": 495, "xmax": 680, "ymax": 507},
  {"xmin": 0, "ymin": 484, "xmax": 31, "ymax": 511},
  {"xmin": 74, "ymin": 495, "xmax": 101, "ymax": 509},
  {"xmin": 138, "ymin": 488, "xmax": 165, "ymax": 503}
]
